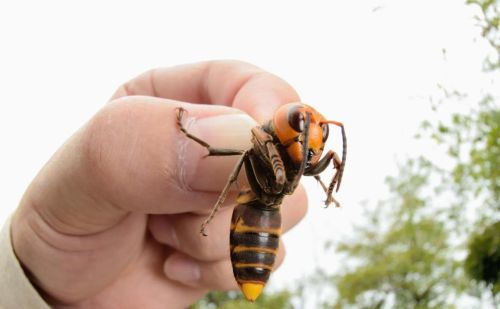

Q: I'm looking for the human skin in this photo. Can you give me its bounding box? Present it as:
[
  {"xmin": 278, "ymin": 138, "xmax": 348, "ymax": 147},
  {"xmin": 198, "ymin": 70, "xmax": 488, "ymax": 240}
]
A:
[{"xmin": 11, "ymin": 61, "xmax": 308, "ymax": 308}]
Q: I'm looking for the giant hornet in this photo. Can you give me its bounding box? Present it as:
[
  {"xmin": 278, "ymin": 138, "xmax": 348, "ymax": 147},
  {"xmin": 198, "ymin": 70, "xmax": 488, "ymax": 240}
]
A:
[{"xmin": 175, "ymin": 103, "xmax": 346, "ymax": 302}]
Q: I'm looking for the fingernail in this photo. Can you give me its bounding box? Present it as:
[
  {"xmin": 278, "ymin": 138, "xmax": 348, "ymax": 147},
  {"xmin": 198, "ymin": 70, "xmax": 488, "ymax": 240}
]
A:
[
  {"xmin": 160, "ymin": 221, "xmax": 179, "ymax": 248},
  {"xmin": 164, "ymin": 255, "xmax": 201, "ymax": 284},
  {"xmin": 195, "ymin": 113, "xmax": 257, "ymax": 150},
  {"xmin": 179, "ymin": 113, "xmax": 257, "ymax": 191}
]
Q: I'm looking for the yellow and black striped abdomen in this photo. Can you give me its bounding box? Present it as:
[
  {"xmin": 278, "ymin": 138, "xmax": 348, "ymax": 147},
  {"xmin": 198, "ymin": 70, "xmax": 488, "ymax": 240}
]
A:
[{"xmin": 230, "ymin": 201, "xmax": 282, "ymax": 301}]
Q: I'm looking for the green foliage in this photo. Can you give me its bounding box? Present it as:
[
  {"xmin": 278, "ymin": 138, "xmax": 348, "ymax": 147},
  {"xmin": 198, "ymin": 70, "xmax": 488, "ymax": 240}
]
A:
[
  {"xmin": 330, "ymin": 97, "xmax": 499, "ymax": 307},
  {"xmin": 190, "ymin": 290, "xmax": 294, "ymax": 309},
  {"xmin": 465, "ymin": 221, "xmax": 500, "ymax": 293},
  {"xmin": 330, "ymin": 159, "xmax": 462, "ymax": 309},
  {"xmin": 467, "ymin": 0, "xmax": 500, "ymax": 69},
  {"xmin": 424, "ymin": 96, "xmax": 500, "ymax": 219}
]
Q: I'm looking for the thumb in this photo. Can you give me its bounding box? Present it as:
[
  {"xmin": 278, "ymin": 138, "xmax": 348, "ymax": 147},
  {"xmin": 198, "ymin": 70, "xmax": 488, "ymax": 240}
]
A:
[{"xmin": 15, "ymin": 96, "xmax": 258, "ymax": 236}]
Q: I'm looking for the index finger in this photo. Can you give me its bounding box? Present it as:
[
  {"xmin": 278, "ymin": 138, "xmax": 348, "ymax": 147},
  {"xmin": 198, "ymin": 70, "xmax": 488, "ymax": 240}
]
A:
[{"xmin": 111, "ymin": 60, "xmax": 300, "ymax": 123}]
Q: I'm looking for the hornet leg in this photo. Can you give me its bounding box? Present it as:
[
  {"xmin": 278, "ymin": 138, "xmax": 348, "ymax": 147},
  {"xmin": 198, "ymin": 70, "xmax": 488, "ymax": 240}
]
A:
[
  {"xmin": 176, "ymin": 107, "xmax": 248, "ymax": 235},
  {"xmin": 314, "ymin": 175, "xmax": 340, "ymax": 208},
  {"xmin": 305, "ymin": 150, "xmax": 341, "ymax": 207},
  {"xmin": 325, "ymin": 151, "xmax": 342, "ymax": 207},
  {"xmin": 200, "ymin": 152, "xmax": 248, "ymax": 236}
]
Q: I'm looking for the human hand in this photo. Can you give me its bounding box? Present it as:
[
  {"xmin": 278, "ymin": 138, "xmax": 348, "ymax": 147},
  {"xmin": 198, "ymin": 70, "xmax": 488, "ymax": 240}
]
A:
[{"xmin": 11, "ymin": 61, "xmax": 308, "ymax": 308}]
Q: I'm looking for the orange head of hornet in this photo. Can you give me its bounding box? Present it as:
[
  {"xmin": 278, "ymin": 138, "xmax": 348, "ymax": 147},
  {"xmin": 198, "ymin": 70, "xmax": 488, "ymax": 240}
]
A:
[{"xmin": 273, "ymin": 103, "xmax": 329, "ymax": 168}]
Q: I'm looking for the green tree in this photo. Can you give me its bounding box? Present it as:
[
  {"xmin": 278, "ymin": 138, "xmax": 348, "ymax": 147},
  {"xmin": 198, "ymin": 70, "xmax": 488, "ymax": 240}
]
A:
[
  {"xmin": 427, "ymin": 0, "xmax": 500, "ymax": 300},
  {"xmin": 427, "ymin": 91, "xmax": 499, "ymax": 304},
  {"xmin": 330, "ymin": 159, "xmax": 463, "ymax": 309},
  {"xmin": 329, "ymin": 95, "xmax": 499, "ymax": 307}
]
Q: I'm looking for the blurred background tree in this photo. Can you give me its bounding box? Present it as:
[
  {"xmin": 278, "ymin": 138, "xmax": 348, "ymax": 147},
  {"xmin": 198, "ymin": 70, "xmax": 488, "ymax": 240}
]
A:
[
  {"xmin": 329, "ymin": 158, "xmax": 465, "ymax": 308},
  {"xmin": 191, "ymin": 1, "xmax": 499, "ymax": 308}
]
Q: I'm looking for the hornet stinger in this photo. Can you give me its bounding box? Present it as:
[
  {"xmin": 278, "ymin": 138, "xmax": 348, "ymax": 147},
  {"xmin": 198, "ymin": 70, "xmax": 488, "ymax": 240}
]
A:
[{"xmin": 175, "ymin": 103, "xmax": 347, "ymax": 302}]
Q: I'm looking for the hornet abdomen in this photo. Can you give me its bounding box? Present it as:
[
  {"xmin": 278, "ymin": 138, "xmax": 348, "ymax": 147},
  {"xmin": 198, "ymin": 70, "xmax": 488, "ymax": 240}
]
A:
[{"xmin": 230, "ymin": 197, "xmax": 282, "ymax": 301}]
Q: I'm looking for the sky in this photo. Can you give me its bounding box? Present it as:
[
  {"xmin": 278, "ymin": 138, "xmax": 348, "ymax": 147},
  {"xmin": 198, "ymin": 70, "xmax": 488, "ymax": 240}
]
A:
[{"xmin": 0, "ymin": 0, "xmax": 497, "ymax": 305}]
